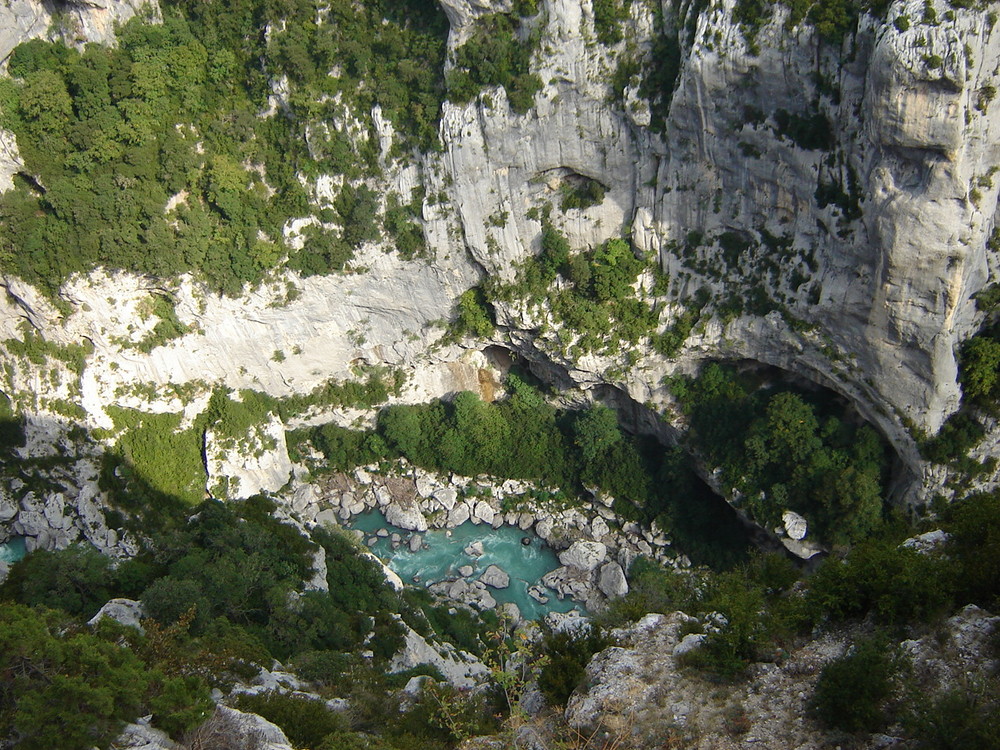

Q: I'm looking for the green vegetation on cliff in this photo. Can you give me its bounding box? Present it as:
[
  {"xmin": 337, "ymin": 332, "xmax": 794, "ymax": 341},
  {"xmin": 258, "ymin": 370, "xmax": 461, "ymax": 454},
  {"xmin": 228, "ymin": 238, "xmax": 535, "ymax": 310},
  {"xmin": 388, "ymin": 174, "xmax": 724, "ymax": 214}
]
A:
[
  {"xmin": 0, "ymin": 0, "xmax": 449, "ymax": 295},
  {"xmin": 447, "ymin": 11, "xmax": 544, "ymax": 114},
  {"xmin": 670, "ymin": 362, "xmax": 890, "ymax": 545},
  {"xmin": 487, "ymin": 227, "xmax": 661, "ymax": 358}
]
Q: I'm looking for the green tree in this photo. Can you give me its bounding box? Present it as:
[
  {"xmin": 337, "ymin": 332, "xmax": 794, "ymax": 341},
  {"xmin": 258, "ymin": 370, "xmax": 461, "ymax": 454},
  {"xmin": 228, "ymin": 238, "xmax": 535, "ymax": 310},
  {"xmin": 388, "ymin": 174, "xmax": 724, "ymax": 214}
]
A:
[
  {"xmin": 572, "ymin": 405, "xmax": 623, "ymax": 465},
  {"xmin": 960, "ymin": 335, "xmax": 1000, "ymax": 402},
  {"xmin": 811, "ymin": 635, "xmax": 904, "ymax": 732},
  {"xmin": 591, "ymin": 238, "xmax": 642, "ymax": 302},
  {"xmin": 0, "ymin": 605, "xmax": 148, "ymax": 749},
  {"xmin": 0, "ymin": 544, "xmax": 114, "ymax": 618}
]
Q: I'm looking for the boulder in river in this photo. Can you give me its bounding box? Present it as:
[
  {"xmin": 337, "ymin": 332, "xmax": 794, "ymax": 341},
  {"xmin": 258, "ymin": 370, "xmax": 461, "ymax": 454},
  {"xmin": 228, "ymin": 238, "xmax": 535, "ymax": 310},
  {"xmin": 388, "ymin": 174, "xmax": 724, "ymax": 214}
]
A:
[
  {"xmin": 480, "ymin": 564, "xmax": 510, "ymax": 589},
  {"xmin": 558, "ymin": 540, "xmax": 607, "ymax": 572}
]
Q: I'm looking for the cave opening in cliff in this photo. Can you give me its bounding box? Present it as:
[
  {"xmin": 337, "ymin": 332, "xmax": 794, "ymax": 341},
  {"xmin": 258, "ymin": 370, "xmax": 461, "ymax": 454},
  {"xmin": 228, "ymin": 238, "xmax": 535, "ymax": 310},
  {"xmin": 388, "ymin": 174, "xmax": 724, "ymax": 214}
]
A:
[
  {"xmin": 482, "ymin": 352, "xmax": 756, "ymax": 571},
  {"xmin": 668, "ymin": 358, "xmax": 900, "ymax": 552}
]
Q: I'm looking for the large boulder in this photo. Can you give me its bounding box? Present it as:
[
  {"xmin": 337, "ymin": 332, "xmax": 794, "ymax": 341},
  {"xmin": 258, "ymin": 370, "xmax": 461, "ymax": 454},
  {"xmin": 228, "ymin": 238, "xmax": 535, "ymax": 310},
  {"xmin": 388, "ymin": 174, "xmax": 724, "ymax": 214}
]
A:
[
  {"xmin": 480, "ymin": 564, "xmax": 510, "ymax": 589},
  {"xmin": 781, "ymin": 510, "xmax": 808, "ymax": 541},
  {"xmin": 88, "ymin": 598, "xmax": 146, "ymax": 634},
  {"xmin": 185, "ymin": 706, "xmax": 294, "ymax": 750},
  {"xmin": 558, "ymin": 540, "xmax": 607, "ymax": 572},
  {"xmin": 597, "ymin": 561, "xmax": 628, "ymax": 598},
  {"xmin": 389, "ymin": 621, "xmax": 489, "ymax": 688},
  {"xmin": 471, "ymin": 500, "xmax": 495, "ymax": 525},
  {"xmin": 113, "ymin": 719, "xmax": 176, "ymax": 750},
  {"xmin": 385, "ymin": 502, "xmax": 428, "ymax": 532}
]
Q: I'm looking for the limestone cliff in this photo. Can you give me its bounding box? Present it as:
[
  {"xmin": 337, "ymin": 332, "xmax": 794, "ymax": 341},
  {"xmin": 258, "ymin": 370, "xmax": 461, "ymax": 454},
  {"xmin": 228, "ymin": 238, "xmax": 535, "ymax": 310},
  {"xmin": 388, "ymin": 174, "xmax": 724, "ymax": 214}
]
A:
[{"xmin": 1, "ymin": 0, "xmax": 999, "ymax": 548}]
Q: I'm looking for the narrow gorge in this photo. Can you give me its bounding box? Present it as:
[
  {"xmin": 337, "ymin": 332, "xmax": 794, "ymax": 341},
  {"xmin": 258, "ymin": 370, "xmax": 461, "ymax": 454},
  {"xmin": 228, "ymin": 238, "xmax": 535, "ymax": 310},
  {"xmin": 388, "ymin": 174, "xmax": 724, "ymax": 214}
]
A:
[{"xmin": 0, "ymin": 0, "xmax": 999, "ymax": 746}]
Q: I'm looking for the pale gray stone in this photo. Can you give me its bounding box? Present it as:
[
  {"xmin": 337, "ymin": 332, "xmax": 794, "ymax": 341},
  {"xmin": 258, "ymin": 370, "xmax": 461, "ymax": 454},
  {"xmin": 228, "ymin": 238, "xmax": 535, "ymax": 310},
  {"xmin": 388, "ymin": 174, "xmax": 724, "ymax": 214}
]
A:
[
  {"xmin": 480, "ymin": 564, "xmax": 510, "ymax": 589},
  {"xmin": 88, "ymin": 598, "xmax": 146, "ymax": 634},
  {"xmin": 559, "ymin": 540, "xmax": 607, "ymax": 572},
  {"xmin": 385, "ymin": 502, "xmax": 427, "ymax": 532},
  {"xmin": 781, "ymin": 510, "xmax": 808, "ymax": 541},
  {"xmin": 464, "ymin": 540, "xmax": 484, "ymax": 557},
  {"xmin": 597, "ymin": 561, "xmax": 628, "ymax": 598},
  {"xmin": 447, "ymin": 503, "xmax": 470, "ymax": 527}
]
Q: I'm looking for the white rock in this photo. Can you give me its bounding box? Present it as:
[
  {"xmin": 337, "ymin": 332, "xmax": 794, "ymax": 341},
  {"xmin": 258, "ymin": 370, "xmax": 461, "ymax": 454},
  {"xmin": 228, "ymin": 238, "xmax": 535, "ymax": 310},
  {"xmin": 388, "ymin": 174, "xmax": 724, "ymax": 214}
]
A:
[
  {"xmin": 527, "ymin": 585, "xmax": 549, "ymax": 604},
  {"xmin": 385, "ymin": 503, "xmax": 427, "ymax": 532},
  {"xmin": 464, "ymin": 540, "xmax": 484, "ymax": 557},
  {"xmin": 205, "ymin": 413, "xmax": 293, "ymax": 500},
  {"xmin": 447, "ymin": 503, "xmax": 471, "ymax": 527},
  {"xmin": 389, "ymin": 621, "xmax": 488, "ymax": 689},
  {"xmin": 88, "ymin": 598, "xmax": 146, "ymax": 634},
  {"xmin": 901, "ymin": 529, "xmax": 950, "ymax": 554},
  {"xmin": 433, "ymin": 487, "xmax": 458, "ymax": 510},
  {"xmin": 415, "ymin": 473, "xmax": 438, "ymax": 498},
  {"xmin": 210, "ymin": 707, "xmax": 294, "ymax": 750},
  {"xmin": 591, "ymin": 517, "xmax": 610, "ymax": 540},
  {"xmin": 781, "ymin": 510, "xmax": 808, "ymax": 541},
  {"xmin": 559, "ymin": 540, "xmax": 607, "ymax": 572},
  {"xmin": 480, "ymin": 564, "xmax": 510, "ymax": 589},
  {"xmin": 535, "ymin": 518, "xmax": 553, "ymax": 540},
  {"xmin": 597, "ymin": 561, "xmax": 628, "ymax": 598},
  {"xmin": 672, "ymin": 633, "xmax": 706, "ymax": 657},
  {"xmin": 112, "ymin": 719, "xmax": 176, "ymax": 750},
  {"xmin": 780, "ymin": 537, "xmax": 824, "ymax": 560}
]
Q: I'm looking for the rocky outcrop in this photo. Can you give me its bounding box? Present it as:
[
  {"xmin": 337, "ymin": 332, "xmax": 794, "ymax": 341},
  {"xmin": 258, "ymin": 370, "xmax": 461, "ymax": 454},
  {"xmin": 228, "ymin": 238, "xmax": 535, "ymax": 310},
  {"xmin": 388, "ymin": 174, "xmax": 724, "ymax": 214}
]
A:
[
  {"xmin": 113, "ymin": 718, "xmax": 177, "ymax": 750},
  {"xmin": 205, "ymin": 414, "xmax": 294, "ymax": 500},
  {"xmin": 480, "ymin": 564, "xmax": 510, "ymax": 589},
  {"xmin": 558, "ymin": 541, "xmax": 607, "ymax": 572},
  {"xmin": 0, "ymin": 0, "xmax": 160, "ymax": 69},
  {"xmin": 385, "ymin": 501, "xmax": 429, "ymax": 532},
  {"xmin": 564, "ymin": 612, "xmax": 846, "ymax": 748},
  {"xmin": 902, "ymin": 604, "xmax": 999, "ymax": 689},
  {"xmin": 596, "ymin": 561, "xmax": 628, "ymax": 598},
  {"xmin": 388, "ymin": 621, "xmax": 489, "ymax": 688},
  {"xmin": 189, "ymin": 706, "xmax": 295, "ymax": 750},
  {"xmin": 88, "ymin": 598, "xmax": 146, "ymax": 633},
  {"xmin": 1, "ymin": 452, "xmax": 138, "ymax": 560}
]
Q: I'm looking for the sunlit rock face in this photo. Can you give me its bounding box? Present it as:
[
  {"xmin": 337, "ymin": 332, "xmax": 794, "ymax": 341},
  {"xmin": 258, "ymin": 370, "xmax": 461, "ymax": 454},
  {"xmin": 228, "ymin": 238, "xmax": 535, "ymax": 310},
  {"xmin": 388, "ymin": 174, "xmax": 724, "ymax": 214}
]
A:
[{"xmin": 2, "ymin": 0, "xmax": 1000, "ymax": 512}]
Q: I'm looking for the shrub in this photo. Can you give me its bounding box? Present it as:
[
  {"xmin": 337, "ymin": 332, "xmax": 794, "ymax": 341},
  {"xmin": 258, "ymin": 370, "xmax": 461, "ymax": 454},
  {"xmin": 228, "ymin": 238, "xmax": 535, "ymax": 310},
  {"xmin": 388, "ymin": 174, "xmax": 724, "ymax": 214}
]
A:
[
  {"xmin": 450, "ymin": 287, "xmax": 496, "ymax": 340},
  {"xmin": 683, "ymin": 571, "xmax": 768, "ymax": 679},
  {"xmin": 592, "ymin": 0, "xmax": 628, "ymax": 44},
  {"xmin": 234, "ymin": 692, "xmax": 345, "ymax": 749},
  {"xmin": 0, "ymin": 604, "xmax": 211, "ymax": 750},
  {"xmin": 0, "ymin": 544, "xmax": 115, "ymax": 618},
  {"xmin": 671, "ymin": 363, "xmax": 890, "ymax": 546},
  {"xmin": 595, "ymin": 558, "xmax": 701, "ymax": 628},
  {"xmin": 559, "ymin": 177, "xmax": 606, "ymax": 211},
  {"xmin": 903, "ymin": 681, "xmax": 1000, "ymax": 749},
  {"xmin": 920, "ymin": 411, "xmax": 986, "ymax": 464},
  {"xmin": 773, "ymin": 108, "xmax": 834, "ymax": 151},
  {"xmin": 537, "ymin": 629, "xmax": 610, "ymax": 706},
  {"xmin": 805, "ymin": 540, "xmax": 953, "ymax": 627},
  {"xmin": 943, "ymin": 491, "xmax": 1000, "ymax": 610},
  {"xmin": 449, "ymin": 13, "xmax": 542, "ymax": 114},
  {"xmin": 811, "ymin": 635, "xmax": 905, "ymax": 733}
]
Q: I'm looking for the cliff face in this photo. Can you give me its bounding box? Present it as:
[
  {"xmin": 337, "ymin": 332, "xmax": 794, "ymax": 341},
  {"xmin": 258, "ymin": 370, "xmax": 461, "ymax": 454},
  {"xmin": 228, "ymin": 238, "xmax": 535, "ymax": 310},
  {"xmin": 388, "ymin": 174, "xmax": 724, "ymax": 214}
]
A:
[
  {"xmin": 1, "ymin": 0, "xmax": 999, "ymax": 519},
  {"xmin": 434, "ymin": 0, "xmax": 1000, "ymax": 501},
  {"xmin": 649, "ymin": 0, "xmax": 1000, "ymax": 465}
]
